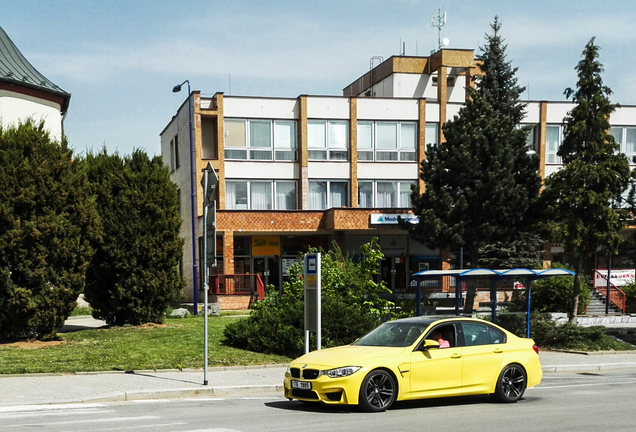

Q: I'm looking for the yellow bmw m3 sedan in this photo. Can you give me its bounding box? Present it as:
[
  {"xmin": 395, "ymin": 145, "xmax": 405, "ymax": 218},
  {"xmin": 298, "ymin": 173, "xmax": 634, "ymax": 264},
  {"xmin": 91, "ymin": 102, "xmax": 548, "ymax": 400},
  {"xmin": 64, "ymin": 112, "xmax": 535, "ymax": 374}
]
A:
[{"xmin": 283, "ymin": 317, "xmax": 542, "ymax": 412}]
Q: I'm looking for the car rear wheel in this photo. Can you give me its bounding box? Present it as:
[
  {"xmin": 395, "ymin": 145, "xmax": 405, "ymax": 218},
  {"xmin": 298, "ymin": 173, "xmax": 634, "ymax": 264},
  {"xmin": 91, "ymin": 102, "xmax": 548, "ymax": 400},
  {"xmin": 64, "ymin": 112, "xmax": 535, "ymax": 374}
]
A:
[
  {"xmin": 493, "ymin": 363, "xmax": 527, "ymax": 403},
  {"xmin": 359, "ymin": 369, "xmax": 396, "ymax": 412}
]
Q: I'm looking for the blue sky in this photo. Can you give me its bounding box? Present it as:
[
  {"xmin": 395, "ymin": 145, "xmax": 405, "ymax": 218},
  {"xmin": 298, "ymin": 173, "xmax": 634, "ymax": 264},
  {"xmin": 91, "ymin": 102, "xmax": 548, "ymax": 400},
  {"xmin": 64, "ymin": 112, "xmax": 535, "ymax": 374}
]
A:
[{"xmin": 2, "ymin": 0, "xmax": 635, "ymax": 157}]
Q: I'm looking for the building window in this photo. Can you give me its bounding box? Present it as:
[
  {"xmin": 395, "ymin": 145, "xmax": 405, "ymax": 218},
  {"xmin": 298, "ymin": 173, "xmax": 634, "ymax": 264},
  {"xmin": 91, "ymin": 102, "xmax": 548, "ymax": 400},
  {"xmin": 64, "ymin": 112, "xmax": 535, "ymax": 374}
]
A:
[
  {"xmin": 174, "ymin": 134, "xmax": 180, "ymax": 168},
  {"xmin": 308, "ymin": 120, "xmax": 349, "ymax": 161},
  {"xmin": 309, "ymin": 180, "xmax": 348, "ymax": 209},
  {"xmin": 225, "ymin": 180, "xmax": 297, "ymax": 210},
  {"xmin": 545, "ymin": 125, "xmax": 562, "ymax": 164},
  {"xmin": 169, "ymin": 138, "xmax": 175, "ymax": 172},
  {"xmin": 610, "ymin": 126, "xmax": 636, "ymax": 164},
  {"xmin": 425, "ymin": 123, "xmax": 438, "ymax": 148},
  {"xmin": 431, "ymin": 75, "xmax": 456, "ymax": 86},
  {"xmin": 224, "ymin": 119, "xmax": 297, "ymax": 161},
  {"xmin": 523, "ymin": 124, "xmax": 539, "ymax": 154},
  {"xmin": 358, "ymin": 180, "xmax": 414, "ymax": 208},
  {"xmin": 357, "ymin": 121, "xmax": 417, "ymax": 162}
]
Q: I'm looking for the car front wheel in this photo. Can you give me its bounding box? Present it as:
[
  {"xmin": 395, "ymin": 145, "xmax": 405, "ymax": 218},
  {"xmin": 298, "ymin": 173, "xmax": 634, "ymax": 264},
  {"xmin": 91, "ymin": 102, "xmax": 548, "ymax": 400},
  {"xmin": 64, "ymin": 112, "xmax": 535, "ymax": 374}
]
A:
[
  {"xmin": 359, "ymin": 369, "xmax": 396, "ymax": 412},
  {"xmin": 493, "ymin": 363, "xmax": 527, "ymax": 403}
]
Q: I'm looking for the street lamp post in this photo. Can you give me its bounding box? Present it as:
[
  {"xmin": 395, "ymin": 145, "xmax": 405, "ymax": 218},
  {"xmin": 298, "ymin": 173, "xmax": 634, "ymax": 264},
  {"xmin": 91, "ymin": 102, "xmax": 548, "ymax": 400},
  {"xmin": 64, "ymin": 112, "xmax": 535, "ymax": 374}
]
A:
[{"xmin": 172, "ymin": 80, "xmax": 199, "ymax": 315}]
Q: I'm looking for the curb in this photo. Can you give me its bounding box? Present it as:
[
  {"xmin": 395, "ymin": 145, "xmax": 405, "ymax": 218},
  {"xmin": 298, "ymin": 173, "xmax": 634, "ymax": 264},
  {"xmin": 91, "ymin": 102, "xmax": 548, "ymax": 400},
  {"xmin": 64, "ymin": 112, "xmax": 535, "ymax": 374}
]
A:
[
  {"xmin": 0, "ymin": 364, "xmax": 289, "ymax": 379},
  {"xmin": 542, "ymin": 362, "xmax": 636, "ymax": 373},
  {"xmin": 0, "ymin": 384, "xmax": 286, "ymax": 407}
]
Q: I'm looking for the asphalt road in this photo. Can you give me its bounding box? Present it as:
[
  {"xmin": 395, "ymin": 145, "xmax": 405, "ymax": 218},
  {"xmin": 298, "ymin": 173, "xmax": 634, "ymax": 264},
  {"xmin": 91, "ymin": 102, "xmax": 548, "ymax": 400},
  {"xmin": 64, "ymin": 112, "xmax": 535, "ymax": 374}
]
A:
[{"xmin": 1, "ymin": 370, "xmax": 635, "ymax": 432}]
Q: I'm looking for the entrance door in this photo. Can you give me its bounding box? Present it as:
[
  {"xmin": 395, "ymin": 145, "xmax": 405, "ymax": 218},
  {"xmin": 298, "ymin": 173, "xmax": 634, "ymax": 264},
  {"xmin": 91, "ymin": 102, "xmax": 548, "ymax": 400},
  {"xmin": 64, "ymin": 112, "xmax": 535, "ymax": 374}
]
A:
[
  {"xmin": 253, "ymin": 256, "xmax": 280, "ymax": 291},
  {"xmin": 381, "ymin": 256, "xmax": 408, "ymax": 293}
]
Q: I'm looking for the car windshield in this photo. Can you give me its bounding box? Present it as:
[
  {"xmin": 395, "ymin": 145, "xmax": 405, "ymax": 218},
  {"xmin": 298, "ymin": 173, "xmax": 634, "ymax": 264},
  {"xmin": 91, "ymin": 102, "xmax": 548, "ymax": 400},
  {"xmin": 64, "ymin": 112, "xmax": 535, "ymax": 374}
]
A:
[{"xmin": 353, "ymin": 321, "xmax": 429, "ymax": 347}]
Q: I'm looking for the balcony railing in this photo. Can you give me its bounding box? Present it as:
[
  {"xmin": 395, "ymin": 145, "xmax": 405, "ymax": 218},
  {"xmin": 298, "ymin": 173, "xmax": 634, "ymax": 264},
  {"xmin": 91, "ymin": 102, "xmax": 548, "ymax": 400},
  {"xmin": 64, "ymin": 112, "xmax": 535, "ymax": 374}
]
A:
[
  {"xmin": 210, "ymin": 274, "xmax": 265, "ymax": 301},
  {"xmin": 592, "ymin": 270, "xmax": 627, "ymax": 313}
]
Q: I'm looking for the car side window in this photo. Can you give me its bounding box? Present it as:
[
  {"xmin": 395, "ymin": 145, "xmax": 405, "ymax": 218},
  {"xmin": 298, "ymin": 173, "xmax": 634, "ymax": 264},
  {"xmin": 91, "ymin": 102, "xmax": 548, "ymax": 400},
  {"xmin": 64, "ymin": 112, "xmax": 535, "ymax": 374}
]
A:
[
  {"xmin": 462, "ymin": 323, "xmax": 490, "ymax": 346},
  {"xmin": 489, "ymin": 326, "xmax": 506, "ymax": 344}
]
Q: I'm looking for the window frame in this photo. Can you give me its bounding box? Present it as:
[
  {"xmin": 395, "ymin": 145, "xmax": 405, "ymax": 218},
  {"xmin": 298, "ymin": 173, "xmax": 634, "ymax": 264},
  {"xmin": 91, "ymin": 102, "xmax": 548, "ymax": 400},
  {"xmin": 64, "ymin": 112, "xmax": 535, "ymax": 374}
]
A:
[
  {"xmin": 308, "ymin": 179, "xmax": 349, "ymax": 210},
  {"xmin": 357, "ymin": 121, "xmax": 418, "ymax": 162},
  {"xmin": 357, "ymin": 180, "xmax": 415, "ymax": 208},
  {"xmin": 545, "ymin": 124, "xmax": 562, "ymax": 164},
  {"xmin": 307, "ymin": 120, "xmax": 350, "ymax": 161},
  {"xmin": 224, "ymin": 119, "xmax": 297, "ymax": 162},
  {"xmin": 225, "ymin": 179, "xmax": 298, "ymax": 210}
]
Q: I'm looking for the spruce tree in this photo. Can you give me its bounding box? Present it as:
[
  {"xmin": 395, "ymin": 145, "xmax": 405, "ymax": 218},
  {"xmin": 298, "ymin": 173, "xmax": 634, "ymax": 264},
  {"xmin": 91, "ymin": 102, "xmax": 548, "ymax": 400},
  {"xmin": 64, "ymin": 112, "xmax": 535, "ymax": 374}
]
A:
[
  {"xmin": 82, "ymin": 149, "xmax": 184, "ymax": 326},
  {"xmin": 0, "ymin": 120, "xmax": 97, "ymax": 340},
  {"xmin": 407, "ymin": 17, "xmax": 541, "ymax": 312},
  {"xmin": 539, "ymin": 38, "xmax": 631, "ymax": 323}
]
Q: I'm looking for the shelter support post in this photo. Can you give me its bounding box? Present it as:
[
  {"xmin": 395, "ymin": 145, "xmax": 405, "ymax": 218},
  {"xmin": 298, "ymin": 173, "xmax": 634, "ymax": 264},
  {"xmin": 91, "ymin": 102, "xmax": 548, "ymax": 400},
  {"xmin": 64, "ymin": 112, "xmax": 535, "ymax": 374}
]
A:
[
  {"xmin": 455, "ymin": 276, "xmax": 462, "ymax": 316},
  {"xmin": 491, "ymin": 278, "xmax": 498, "ymax": 324},
  {"xmin": 416, "ymin": 281, "xmax": 422, "ymax": 316},
  {"xmin": 526, "ymin": 278, "xmax": 535, "ymax": 338}
]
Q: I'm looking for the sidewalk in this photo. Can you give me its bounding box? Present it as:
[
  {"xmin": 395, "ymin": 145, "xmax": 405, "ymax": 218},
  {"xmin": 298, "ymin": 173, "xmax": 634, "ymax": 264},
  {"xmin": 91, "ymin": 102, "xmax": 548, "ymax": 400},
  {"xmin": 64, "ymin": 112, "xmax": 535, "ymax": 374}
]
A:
[{"xmin": 1, "ymin": 350, "xmax": 636, "ymax": 407}]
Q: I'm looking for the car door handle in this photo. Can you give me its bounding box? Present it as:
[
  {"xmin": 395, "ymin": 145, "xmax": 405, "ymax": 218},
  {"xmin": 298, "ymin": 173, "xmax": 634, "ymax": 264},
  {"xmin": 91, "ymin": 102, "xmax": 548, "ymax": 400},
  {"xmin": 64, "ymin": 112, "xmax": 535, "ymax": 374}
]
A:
[
  {"xmin": 493, "ymin": 348, "xmax": 503, "ymax": 354},
  {"xmin": 451, "ymin": 353, "xmax": 462, "ymax": 359}
]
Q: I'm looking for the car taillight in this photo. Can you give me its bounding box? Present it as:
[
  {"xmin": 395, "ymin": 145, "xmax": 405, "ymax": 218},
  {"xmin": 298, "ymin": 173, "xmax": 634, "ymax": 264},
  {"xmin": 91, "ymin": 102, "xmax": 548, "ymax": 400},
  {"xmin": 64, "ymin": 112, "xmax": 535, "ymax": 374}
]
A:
[{"xmin": 532, "ymin": 344, "xmax": 539, "ymax": 355}]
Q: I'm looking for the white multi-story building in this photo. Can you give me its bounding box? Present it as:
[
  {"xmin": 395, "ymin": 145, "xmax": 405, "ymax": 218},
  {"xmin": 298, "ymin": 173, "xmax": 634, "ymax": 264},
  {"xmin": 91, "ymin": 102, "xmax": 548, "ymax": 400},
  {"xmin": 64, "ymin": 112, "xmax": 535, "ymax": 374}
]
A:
[
  {"xmin": 0, "ymin": 26, "xmax": 70, "ymax": 141},
  {"xmin": 162, "ymin": 48, "xmax": 636, "ymax": 308}
]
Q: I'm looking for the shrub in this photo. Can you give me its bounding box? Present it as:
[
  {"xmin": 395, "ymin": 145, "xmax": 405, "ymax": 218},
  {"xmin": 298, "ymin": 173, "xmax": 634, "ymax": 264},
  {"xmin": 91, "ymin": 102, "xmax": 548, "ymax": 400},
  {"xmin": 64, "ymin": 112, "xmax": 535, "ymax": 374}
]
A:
[
  {"xmin": 82, "ymin": 149, "xmax": 184, "ymax": 326},
  {"xmin": 224, "ymin": 239, "xmax": 388, "ymax": 357},
  {"xmin": 622, "ymin": 282, "xmax": 636, "ymax": 313},
  {"xmin": 0, "ymin": 121, "xmax": 97, "ymax": 340},
  {"xmin": 490, "ymin": 313, "xmax": 634, "ymax": 351}
]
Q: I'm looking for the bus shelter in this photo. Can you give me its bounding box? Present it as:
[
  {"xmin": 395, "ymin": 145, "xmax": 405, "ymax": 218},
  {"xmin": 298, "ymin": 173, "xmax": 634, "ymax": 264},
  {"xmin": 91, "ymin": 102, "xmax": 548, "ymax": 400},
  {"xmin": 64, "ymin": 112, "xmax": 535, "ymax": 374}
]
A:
[{"xmin": 412, "ymin": 268, "xmax": 575, "ymax": 337}]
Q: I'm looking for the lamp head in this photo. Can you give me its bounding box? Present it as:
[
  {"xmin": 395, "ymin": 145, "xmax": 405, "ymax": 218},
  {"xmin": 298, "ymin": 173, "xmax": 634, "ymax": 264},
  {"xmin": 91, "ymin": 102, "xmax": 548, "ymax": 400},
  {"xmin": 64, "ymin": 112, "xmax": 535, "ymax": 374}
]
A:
[{"xmin": 172, "ymin": 84, "xmax": 182, "ymax": 93}]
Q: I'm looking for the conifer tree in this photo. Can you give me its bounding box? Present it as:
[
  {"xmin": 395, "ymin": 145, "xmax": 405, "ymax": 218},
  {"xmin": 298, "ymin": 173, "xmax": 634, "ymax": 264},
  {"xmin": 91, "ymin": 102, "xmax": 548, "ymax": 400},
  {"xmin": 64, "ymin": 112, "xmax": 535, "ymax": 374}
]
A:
[
  {"xmin": 407, "ymin": 17, "xmax": 541, "ymax": 312},
  {"xmin": 0, "ymin": 120, "xmax": 97, "ymax": 340},
  {"xmin": 82, "ymin": 149, "xmax": 184, "ymax": 326},
  {"xmin": 539, "ymin": 38, "xmax": 631, "ymax": 323}
]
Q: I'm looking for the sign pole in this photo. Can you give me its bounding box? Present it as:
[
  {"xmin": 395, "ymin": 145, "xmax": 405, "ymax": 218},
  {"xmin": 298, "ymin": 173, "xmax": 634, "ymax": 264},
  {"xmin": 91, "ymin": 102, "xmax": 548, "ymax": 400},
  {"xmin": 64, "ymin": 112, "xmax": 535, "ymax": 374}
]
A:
[
  {"xmin": 200, "ymin": 163, "xmax": 218, "ymax": 386},
  {"xmin": 202, "ymin": 170, "xmax": 209, "ymax": 386},
  {"xmin": 304, "ymin": 253, "xmax": 321, "ymax": 352}
]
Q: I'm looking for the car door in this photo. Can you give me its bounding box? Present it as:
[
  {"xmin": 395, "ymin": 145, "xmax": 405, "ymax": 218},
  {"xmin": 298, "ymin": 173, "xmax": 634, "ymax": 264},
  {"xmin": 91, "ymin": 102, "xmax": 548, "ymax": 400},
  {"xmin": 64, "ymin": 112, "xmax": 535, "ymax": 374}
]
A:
[
  {"xmin": 408, "ymin": 323, "xmax": 463, "ymax": 397},
  {"xmin": 459, "ymin": 322, "xmax": 506, "ymax": 392}
]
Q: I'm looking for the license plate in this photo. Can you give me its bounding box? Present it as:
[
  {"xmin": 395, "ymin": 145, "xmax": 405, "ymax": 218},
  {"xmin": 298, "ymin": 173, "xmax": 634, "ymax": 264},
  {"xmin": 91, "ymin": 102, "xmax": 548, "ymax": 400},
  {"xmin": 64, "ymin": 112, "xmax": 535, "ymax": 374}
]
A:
[{"xmin": 291, "ymin": 380, "xmax": 311, "ymax": 390}]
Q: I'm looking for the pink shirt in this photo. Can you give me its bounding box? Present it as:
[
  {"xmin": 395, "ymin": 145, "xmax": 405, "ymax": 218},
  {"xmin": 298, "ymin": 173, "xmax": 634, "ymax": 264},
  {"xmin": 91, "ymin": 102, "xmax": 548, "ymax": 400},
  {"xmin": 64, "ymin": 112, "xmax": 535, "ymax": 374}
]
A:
[{"xmin": 439, "ymin": 340, "xmax": 450, "ymax": 348}]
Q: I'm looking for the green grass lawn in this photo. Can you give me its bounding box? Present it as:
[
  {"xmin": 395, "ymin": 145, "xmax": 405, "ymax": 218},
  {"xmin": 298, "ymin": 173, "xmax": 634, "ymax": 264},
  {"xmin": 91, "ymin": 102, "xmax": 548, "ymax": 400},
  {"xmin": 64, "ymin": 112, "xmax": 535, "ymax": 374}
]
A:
[{"xmin": 0, "ymin": 316, "xmax": 289, "ymax": 374}]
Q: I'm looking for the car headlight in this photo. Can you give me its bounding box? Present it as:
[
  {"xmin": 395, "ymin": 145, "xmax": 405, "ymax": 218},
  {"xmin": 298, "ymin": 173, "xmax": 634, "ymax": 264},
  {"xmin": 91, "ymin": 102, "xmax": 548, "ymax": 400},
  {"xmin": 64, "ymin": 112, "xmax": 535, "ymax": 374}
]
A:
[{"xmin": 323, "ymin": 366, "xmax": 361, "ymax": 378}]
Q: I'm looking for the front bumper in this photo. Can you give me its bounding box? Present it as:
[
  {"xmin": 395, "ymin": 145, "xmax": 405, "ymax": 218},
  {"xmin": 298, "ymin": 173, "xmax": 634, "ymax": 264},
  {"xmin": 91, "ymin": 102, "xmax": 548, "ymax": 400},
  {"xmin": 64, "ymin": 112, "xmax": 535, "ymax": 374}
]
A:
[{"xmin": 283, "ymin": 367, "xmax": 366, "ymax": 405}]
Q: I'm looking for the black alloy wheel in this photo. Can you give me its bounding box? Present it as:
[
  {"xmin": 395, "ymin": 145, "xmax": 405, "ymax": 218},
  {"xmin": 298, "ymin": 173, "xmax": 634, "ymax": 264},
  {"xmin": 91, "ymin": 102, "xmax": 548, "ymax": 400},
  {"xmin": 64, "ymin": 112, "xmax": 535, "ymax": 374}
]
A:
[
  {"xmin": 359, "ymin": 369, "xmax": 396, "ymax": 412},
  {"xmin": 493, "ymin": 363, "xmax": 527, "ymax": 403}
]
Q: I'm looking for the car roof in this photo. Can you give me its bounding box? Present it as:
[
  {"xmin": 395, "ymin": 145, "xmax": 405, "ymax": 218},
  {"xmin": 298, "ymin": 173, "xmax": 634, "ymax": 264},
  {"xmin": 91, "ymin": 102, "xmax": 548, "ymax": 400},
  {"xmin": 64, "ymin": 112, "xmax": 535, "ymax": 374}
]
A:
[{"xmin": 385, "ymin": 316, "xmax": 490, "ymax": 326}]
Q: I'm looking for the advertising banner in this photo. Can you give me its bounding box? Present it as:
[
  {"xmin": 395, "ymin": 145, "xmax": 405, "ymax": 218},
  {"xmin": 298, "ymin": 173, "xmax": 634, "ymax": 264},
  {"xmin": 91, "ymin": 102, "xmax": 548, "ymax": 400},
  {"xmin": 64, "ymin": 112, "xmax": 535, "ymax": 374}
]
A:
[{"xmin": 594, "ymin": 269, "xmax": 635, "ymax": 287}]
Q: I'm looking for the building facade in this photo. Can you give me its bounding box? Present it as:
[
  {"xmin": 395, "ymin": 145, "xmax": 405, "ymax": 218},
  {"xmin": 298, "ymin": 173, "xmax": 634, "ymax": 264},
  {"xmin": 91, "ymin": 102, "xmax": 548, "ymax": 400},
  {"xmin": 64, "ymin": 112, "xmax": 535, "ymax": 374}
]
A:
[
  {"xmin": 0, "ymin": 26, "xmax": 70, "ymax": 140},
  {"xmin": 161, "ymin": 48, "xmax": 636, "ymax": 304}
]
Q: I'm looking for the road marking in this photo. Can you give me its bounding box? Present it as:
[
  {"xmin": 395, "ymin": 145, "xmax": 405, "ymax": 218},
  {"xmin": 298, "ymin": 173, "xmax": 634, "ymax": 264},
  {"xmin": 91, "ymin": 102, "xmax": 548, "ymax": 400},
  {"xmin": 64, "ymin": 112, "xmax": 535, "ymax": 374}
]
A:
[
  {"xmin": 14, "ymin": 415, "xmax": 159, "ymax": 427},
  {"xmin": 0, "ymin": 408, "xmax": 109, "ymax": 420},
  {"xmin": 0, "ymin": 403, "xmax": 107, "ymax": 413},
  {"xmin": 531, "ymin": 378, "xmax": 636, "ymax": 390}
]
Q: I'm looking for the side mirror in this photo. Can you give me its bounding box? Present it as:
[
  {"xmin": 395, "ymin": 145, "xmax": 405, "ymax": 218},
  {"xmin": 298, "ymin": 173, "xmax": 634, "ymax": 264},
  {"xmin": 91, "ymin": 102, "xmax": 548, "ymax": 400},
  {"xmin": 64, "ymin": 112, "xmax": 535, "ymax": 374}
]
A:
[{"xmin": 420, "ymin": 339, "xmax": 440, "ymax": 351}]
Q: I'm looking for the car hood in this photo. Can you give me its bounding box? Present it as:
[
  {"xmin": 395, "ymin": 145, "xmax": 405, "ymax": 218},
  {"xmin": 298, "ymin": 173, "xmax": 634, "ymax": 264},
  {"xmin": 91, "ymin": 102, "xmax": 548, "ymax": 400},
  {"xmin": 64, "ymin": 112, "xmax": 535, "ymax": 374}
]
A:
[{"xmin": 291, "ymin": 344, "xmax": 408, "ymax": 368}]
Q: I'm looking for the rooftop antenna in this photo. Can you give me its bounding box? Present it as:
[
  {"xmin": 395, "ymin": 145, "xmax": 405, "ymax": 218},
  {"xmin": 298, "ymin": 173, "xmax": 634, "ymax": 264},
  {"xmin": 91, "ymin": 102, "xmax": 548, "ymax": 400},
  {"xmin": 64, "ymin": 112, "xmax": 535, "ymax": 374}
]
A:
[{"xmin": 431, "ymin": 8, "xmax": 448, "ymax": 51}]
